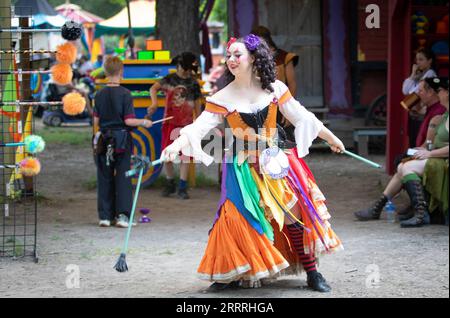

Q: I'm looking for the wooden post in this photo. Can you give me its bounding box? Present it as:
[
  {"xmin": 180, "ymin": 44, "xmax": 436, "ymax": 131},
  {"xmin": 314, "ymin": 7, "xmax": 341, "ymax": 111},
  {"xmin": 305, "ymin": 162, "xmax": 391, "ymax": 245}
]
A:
[
  {"xmin": 19, "ymin": 17, "xmax": 34, "ymax": 193},
  {"xmin": 386, "ymin": 0, "xmax": 411, "ymax": 174}
]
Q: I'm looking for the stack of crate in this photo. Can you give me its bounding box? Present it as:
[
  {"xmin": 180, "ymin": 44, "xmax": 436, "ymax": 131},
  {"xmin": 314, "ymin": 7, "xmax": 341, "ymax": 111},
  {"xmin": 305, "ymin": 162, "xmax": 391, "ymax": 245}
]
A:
[{"xmin": 137, "ymin": 40, "xmax": 171, "ymax": 61}]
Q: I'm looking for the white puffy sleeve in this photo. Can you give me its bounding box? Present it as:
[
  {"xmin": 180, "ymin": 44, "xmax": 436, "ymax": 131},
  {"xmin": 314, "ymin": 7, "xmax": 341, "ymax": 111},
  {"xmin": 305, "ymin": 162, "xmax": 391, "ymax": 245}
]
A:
[
  {"xmin": 177, "ymin": 102, "xmax": 225, "ymax": 166},
  {"xmin": 402, "ymin": 77, "xmax": 418, "ymax": 95},
  {"xmin": 402, "ymin": 69, "xmax": 437, "ymax": 95},
  {"xmin": 274, "ymin": 80, "xmax": 324, "ymax": 158}
]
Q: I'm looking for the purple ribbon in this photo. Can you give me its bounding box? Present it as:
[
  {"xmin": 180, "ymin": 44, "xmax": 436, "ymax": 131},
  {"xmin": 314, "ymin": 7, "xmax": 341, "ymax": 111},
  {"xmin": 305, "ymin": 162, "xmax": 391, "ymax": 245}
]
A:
[
  {"xmin": 287, "ymin": 168, "xmax": 329, "ymax": 252},
  {"xmin": 209, "ymin": 160, "xmax": 228, "ymax": 233}
]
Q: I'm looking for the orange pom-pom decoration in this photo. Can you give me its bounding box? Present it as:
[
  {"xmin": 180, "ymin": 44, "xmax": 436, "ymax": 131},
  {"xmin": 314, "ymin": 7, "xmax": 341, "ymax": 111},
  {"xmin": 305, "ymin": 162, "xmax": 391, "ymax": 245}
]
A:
[
  {"xmin": 62, "ymin": 92, "xmax": 86, "ymax": 115},
  {"xmin": 56, "ymin": 42, "xmax": 77, "ymax": 64},
  {"xmin": 19, "ymin": 157, "xmax": 41, "ymax": 177},
  {"xmin": 51, "ymin": 63, "xmax": 73, "ymax": 85}
]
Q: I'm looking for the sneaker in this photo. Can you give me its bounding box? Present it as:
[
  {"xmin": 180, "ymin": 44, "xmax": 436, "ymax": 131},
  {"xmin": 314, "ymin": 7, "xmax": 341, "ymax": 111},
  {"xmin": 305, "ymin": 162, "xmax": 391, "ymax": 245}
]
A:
[
  {"xmin": 99, "ymin": 220, "xmax": 111, "ymax": 227},
  {"xmin": 115, "ymin": 214, "xmax": 137, "ymax": 228},
  {"xmin": 178, "ymin": 188, "xmax": 190, "ymax": 200},
  {"xmin": 162, "ymin": 179, "xmax": 176, "ymax": 197},
  {"xmin": 115, "ymin": 214, "xmax": 130, "ymax": 228}
]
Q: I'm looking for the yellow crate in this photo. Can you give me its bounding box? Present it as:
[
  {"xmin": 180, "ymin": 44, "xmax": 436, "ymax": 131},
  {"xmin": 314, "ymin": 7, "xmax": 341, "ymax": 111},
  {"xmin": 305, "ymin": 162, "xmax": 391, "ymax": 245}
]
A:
[{"xmin": 154, "ymin": 51, "xmax": 171, "ymax": 60}]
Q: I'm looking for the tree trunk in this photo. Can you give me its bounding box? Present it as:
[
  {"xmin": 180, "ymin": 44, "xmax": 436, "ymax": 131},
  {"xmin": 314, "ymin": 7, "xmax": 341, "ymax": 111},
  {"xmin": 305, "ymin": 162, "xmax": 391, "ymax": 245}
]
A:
[{"xmin": 156, "ymin": 0, "xmax": 201, "ymax": 58}]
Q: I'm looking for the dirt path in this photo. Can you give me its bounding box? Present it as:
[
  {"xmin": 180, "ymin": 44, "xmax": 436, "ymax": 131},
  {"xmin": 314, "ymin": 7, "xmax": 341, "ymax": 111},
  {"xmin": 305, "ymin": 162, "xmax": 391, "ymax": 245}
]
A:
[{"xmin": 0, "ymin": 125, "xmax": 448, "ymax": 298}]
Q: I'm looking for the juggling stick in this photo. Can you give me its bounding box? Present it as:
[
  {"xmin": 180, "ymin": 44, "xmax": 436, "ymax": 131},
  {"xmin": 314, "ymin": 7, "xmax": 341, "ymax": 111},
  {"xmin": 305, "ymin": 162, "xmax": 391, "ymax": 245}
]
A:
[
  {"xmin": 0, "ymin": 157, "xmax": 41, "ymax": 177},
  {"xmin": 0, "ymin": 21, "xmax": 83, "ymax": 41},
  {"xmin": 323, "ymin": 142, "xmax": 382, "ymax": 169},
  {"xmin": 1, "ymin": 64, "xmax": 72, "ymax": 85},
  {"xmin": 0, "ymin": 70, "xmax": 51, "ymax": 75},
  {"xmin": 0, "ymin": 49, "xmax": 56, "ymax": 54},
  {"xmin": 0, "ymin": 28, "xmax": 60, "ymax": 33},
  {"xmin": 114, "ymin": 155, "xmax": 164, "ymax": 272},
  {"xmin": 1, "ymin": 101, "xmax": 62, "ymax": 107},
  {"xmin": 151, "ymin": 116, "xmax": 174, "ymax": 125},
  {"xmin": 0, "ymin": 42, "xmax": 77, "ymax": 64},
  {"xmin": 0, "ymin": 135, "xmax": 45, "ymax": 154},
  {"xmin": 1, "ymin": 92, "xmax": 86, "ymax": 116}
]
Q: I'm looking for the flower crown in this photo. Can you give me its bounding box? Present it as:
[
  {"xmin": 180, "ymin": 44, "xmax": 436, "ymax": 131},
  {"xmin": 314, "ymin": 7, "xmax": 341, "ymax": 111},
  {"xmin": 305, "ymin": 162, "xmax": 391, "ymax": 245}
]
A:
[{"xmin": 226, "ymin": 34, "xmax": 261, "ymax": 52}]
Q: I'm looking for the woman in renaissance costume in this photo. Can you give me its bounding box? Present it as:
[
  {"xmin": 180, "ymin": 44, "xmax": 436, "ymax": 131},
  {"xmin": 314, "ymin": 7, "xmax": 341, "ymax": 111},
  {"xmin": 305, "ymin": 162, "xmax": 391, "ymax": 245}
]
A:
[{"xmin": 162, "ymin": 35, "xmax": 345, "ymax": 293}]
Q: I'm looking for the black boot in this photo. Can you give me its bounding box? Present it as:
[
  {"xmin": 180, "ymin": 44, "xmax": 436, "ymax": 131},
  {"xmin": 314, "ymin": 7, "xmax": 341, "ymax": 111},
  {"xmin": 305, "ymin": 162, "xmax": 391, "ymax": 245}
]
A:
[
  {"xmin": 397, "ymin": 205, "xmax": 415, "ymax": 221},
  {"xmin": 205, "ymin": 281, "xmax": 239, "ymax": 293},
  {"xmin": 177, "ymin": 188, "xmax": 190, "ymax": 200},
  {"xmin": 162, "ymin": 179, "xmax": 176, "ymax": 197},
  {"xmin": 400, "ymin": 180, "xmax": 430, "ymax": 228},
  {"xmin": 307, "ymin": 271, "xmax": 331, "ymax": 293},
  {"xmin": 354, "ymin": 195, "xmax": 388, "ymax": 221}
]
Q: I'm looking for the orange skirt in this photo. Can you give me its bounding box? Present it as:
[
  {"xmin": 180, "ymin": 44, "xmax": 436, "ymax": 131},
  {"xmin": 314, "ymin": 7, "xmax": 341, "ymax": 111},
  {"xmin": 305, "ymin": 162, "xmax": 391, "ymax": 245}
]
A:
[{"xmin": 197, "ymin": 200, "xmax": 290, "ymax": 283}]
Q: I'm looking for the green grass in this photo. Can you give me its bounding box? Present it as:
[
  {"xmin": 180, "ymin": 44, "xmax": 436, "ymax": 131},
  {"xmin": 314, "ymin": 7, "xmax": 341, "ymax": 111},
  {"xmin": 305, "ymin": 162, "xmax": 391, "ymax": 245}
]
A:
[
  {"xmin": 149, "ymin": 172, "xmax": 217, "ymax": 189},
  {"xmin": 159, "ymin": 249, "xmax": 174, "ymax": 256},
  {"xmin": 3, "ymin": 237, "xmax": 24, "ymax": 257},
  {"xmin": 36, "ymin": 127, "xmax": 91, "ymax": 146},
  {"xmin": 195, "ymin": 172, "xmax": 218, "ymax": 187},
  {"xmin": 50, "ymin": 235, "xmax": 62, "ymax": 241},
  {"xmin": 35, "ymin": 192, "xmax": 52, "ymax": 204},
  {"xmin": 82, "ymin": 172, "xmax": 217, "ymax": 191},
  {"xmin": 0, "ymin": 191, "xmax": 50, "ymax": 204},
  {"xmin": 82, "ymin": 176, "xmax": 97, "ymax": 191}
]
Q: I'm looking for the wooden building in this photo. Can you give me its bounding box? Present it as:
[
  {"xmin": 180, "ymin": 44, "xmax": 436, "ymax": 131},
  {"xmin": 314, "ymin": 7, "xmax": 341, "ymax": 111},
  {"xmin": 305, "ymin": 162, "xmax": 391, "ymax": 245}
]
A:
[{"xmin": 227, "ymin": 0, "xmax": 449, "ymax": 174}]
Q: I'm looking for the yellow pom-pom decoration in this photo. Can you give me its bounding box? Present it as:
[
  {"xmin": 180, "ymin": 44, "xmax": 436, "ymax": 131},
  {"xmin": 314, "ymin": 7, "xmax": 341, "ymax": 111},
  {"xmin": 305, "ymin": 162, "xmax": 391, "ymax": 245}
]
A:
[
  {"xmin": 56, "ymin": 42, "xmax": 77, "ymax": 64},
  {"xmin": 51, "ymin": 63, "xmax": 73, "ymax": 85},
  {"xmin": 19, "ymin": 157, "xmax": 41, "ymax": 177},
  {"xmin": 62, "ymin": 92, "xmax": 86, "ymax": 115}
]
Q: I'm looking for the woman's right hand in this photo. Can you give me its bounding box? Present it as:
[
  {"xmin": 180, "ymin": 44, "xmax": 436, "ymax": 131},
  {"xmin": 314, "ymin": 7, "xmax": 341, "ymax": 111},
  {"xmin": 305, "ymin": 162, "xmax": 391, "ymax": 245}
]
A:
[
  {"xmin": 328, "ymin": 136, "xmax": 346, "ymax": 154},
  {"xmin": 411, "ymin": 64, "xmax": 419, "ymax": 77}
]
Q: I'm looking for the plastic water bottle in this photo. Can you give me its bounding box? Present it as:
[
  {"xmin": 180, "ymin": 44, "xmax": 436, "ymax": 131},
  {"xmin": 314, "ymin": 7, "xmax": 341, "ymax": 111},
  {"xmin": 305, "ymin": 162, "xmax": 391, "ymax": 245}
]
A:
[
  {"xmin": 384, "ymin": 201, "xmax": 396, "ymax": 223},
  {"xmin": 426, "ymin": 140, "xmax": 434, "ymax": 151}
]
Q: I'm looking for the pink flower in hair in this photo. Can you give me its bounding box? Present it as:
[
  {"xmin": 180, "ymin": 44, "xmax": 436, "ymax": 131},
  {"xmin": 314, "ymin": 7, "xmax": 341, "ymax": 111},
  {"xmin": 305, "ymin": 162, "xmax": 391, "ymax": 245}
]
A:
[{"xmin": 227, "ymin": 37, "xmax": 237, "ymax": 51}]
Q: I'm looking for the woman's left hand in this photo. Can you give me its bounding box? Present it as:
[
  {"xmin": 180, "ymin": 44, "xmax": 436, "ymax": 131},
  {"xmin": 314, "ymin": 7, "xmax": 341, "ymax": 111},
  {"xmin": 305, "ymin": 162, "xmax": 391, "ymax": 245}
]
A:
[{"xmin": 413, "ymin": 149, "xmax": 432, "ymax": 160}]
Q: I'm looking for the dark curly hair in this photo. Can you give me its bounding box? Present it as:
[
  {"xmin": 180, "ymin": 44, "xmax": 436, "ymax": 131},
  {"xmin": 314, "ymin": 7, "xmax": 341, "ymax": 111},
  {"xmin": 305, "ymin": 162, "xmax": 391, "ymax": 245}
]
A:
[
  {"xmin": 223, "ymin": 35, "xmax": 277, "ymax": 93},
  {"xmin": 172, "ymin": 52, "xmax": 199, "ymax": 73}
]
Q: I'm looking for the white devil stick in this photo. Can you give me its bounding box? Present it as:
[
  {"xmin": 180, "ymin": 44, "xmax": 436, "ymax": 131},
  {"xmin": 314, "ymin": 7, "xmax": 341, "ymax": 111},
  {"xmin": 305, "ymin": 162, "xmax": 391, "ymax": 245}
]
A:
[{"xmin": 150, "ymin": 116, "xmax": 174, "ymax": 125}]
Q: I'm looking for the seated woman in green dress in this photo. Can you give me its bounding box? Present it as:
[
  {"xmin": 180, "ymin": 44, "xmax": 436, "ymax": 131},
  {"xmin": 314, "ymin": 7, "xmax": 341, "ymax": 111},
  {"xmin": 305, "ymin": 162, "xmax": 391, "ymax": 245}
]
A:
[{"xmin": 355, "ymin": 77, "xmax": 449, "ymax": 228}]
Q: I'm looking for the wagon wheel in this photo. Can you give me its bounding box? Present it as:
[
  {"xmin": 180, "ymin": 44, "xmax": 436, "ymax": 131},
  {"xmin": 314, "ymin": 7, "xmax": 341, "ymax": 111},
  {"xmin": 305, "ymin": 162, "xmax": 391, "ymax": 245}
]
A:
[
  {"xmin": 365, "ymin": 93, "xmax": 387, "ymax": 153},
  {"xmin": 365, "ymin": 93, "xmax": 387, "ymax": 126}
]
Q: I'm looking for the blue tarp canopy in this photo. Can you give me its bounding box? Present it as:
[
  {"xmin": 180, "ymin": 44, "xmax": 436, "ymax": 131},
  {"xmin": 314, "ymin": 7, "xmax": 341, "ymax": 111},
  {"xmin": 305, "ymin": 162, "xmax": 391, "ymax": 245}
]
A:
[{"xmin": 14, "ymin": 0, "xmax": 66, "ymax": 28}]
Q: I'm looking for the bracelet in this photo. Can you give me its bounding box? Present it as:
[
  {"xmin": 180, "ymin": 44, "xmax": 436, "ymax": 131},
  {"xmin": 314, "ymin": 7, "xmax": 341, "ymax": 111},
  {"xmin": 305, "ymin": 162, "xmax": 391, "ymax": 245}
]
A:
[{"xmin": 142, "ymin": 119, "xmax": 148, "ymax": 127}]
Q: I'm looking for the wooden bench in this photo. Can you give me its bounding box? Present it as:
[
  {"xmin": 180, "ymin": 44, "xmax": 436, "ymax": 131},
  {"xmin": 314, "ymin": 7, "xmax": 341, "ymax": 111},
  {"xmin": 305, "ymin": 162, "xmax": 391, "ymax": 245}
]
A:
[{"xmin": 353, "ymin": 127, "xmax": 387, "ymax": 157}]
